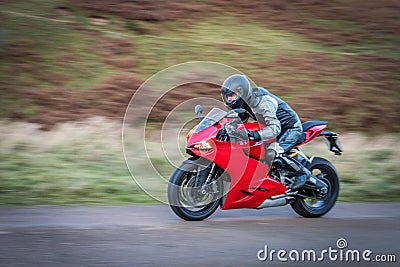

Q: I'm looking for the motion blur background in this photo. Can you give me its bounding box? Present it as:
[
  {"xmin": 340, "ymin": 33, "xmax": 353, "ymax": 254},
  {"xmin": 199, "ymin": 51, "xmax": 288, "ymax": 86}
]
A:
[{"xmin": 1, "ymin": 0, "xmax": 399, "ymax": 205}]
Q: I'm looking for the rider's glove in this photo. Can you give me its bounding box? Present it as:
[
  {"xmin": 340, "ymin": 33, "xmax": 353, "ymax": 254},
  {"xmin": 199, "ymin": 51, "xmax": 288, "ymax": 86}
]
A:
[
  {"xmin": 246, "ymin": 130, "xmax": 261, "ymax": 141},
  {"xmin": 225, "ymin": 121, "xmax": 261, "ymax": 141}
]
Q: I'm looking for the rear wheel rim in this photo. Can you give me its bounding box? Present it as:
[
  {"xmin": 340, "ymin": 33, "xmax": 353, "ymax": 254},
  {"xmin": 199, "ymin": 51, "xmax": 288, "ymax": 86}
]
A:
[{"xmin": 302, "ymin": 167, "xmax": 334, "ymax": 210}]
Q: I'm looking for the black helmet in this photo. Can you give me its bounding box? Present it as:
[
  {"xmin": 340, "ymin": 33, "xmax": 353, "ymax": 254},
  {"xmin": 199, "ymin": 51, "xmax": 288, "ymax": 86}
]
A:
[{"xmin": 221, "ymin": 74, "xmax": 253, "ymax": 109}]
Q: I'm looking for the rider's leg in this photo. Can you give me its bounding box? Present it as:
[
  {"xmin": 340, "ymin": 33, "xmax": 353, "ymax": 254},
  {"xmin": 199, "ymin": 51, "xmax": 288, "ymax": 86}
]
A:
[
  {"xmin": 264, "ymin": 148, "xmax": 276, "ymax": 169},
  {"xmin": 264, "ymin": 142, "xmax": 284, "ymax": 169},
  {"xmin": 277, "ymin": 128, "xmax": 307, "ymax": 190}
]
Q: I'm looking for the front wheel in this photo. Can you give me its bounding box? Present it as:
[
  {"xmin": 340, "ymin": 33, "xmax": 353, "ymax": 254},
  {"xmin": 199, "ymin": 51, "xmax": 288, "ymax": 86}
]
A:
[
  {"xmin": 291, "ymin": 157, "xmax": 340, "ymax": 218},
  {"xmin": 168, "ymin": 161, "xmax": 224, "ymax": 221}
]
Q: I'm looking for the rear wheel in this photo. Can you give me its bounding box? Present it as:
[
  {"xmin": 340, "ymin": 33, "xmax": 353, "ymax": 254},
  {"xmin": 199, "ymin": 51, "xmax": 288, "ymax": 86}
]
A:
[
  {"xmin": 168, "ymin": 161, "xmax": 224, "ymax": 221},
  {"xmin": 291, "ymin": 157, "xmax": 339, "ymax": 218}
]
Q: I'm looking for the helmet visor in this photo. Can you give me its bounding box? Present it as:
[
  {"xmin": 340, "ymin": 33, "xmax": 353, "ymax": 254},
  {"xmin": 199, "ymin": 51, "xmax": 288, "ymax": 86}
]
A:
[{"xmin": 224, "ymin": 91, "xmax": 239, "ymax": 104}]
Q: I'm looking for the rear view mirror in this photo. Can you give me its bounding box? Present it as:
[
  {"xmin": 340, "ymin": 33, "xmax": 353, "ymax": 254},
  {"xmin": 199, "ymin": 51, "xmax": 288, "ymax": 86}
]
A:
[{"xmin": 195, "ymin": 105, "xmax": 203, "ymax": 121}]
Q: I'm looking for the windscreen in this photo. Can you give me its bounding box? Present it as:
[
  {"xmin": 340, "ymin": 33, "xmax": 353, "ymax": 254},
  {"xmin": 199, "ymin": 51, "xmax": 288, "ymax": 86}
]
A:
[{"xmin": 195, "ymin": 107, "xmax": 227, "ymax": 133}]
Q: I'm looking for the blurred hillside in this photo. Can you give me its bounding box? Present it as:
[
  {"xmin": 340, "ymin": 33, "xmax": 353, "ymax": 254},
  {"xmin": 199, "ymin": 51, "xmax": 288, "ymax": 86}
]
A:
[{"xmin": 1, "ymin": 0, "xmax": 399, "ymax": 132}]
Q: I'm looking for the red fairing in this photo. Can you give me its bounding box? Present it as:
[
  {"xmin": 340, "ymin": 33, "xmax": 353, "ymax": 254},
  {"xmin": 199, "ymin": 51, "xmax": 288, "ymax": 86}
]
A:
[{"xmin": 187, "ymin": 121, "xmax": 287, "ymax": 210}]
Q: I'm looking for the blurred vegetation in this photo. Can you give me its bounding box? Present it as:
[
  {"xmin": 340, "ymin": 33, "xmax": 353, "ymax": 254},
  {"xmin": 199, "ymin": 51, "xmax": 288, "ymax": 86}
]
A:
[
  {"xmin": 302, "ymin": 136, "xmax": 400, "ymax": 202},
  {"xmin": 0, "ymin": 120, "xmax": 399, "ymax": 205},
  {"xmin": 0, "ymin": 0, "xmax": 399, "ymax": 131},
  {"xmin": 0, "ymin": 119, "xmax": 154, "ymax": 205},
  {"xmin": 0, "ymin": 0, "xmax": 399, "ymax": 204}
]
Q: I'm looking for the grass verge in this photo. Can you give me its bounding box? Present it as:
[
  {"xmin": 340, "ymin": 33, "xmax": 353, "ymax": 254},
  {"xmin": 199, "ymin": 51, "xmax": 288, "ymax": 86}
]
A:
[{"xmin": 0, "ymin": 118, "xmax": 399, "ymax": 205}]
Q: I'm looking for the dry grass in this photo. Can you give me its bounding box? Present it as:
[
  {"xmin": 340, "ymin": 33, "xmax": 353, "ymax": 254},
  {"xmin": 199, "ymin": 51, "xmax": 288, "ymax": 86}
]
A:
[
  {"xmin": 1, "ymin": 0, "xmax": 399, "ymax": 132},
  {"xmin": 302, "ymin": 133, "xmax": 400, "ymax": 201}
]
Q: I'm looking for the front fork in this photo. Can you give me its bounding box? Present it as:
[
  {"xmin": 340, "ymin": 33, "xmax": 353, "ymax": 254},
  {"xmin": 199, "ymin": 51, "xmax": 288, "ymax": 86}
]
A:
[{"xmin": 194, "ymin": 162, "xmax": 219, "ymax": 194}]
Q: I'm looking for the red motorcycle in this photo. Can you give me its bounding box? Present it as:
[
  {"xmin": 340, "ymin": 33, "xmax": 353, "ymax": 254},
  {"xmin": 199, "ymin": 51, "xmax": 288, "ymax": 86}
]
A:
[{"xmin": 168, "ymin": 106, "xmax": 342, "ymax": 221}]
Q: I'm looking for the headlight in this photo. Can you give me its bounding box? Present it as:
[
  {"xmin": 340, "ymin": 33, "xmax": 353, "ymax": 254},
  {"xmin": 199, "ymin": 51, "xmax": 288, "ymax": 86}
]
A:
[{"xmin": 189, "ymin": 140, "xmax": 213, "ymax": 152}]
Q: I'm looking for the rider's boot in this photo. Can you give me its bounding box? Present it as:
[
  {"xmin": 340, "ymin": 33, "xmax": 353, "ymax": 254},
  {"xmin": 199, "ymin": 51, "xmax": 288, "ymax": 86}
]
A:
[
  {"xmin": 291, "ymin": 171, "xmax": 308, "ymax": 191},
  {"xmin": 279, "ymin": 155, "xmax": 308, "ymax": 190}
]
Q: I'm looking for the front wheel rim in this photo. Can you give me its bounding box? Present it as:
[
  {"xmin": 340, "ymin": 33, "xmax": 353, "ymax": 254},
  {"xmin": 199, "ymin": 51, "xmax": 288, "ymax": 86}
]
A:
[{"xmin": 176, "ymin": 169, "xmax": 221, "ymax": 212}]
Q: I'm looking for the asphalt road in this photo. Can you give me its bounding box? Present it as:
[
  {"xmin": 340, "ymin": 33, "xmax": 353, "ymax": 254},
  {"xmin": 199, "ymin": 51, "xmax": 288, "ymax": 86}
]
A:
[{"xmin": 0, "ymin": 203, "xmax": 399, "ymax": 266}]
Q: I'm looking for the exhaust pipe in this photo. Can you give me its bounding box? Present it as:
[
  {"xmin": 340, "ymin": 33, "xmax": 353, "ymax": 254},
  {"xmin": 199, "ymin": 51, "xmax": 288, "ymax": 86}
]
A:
[{"xmin": 256, "ymin": 196, "xmax": 293, "ymax": 209}]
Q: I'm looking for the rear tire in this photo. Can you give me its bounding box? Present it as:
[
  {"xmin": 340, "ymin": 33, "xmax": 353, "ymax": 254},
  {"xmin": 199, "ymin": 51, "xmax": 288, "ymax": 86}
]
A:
[
  {"xmin": 168, "ymin": 161, "xmax": 223, "ymax": 221},
  {"xmin": 291, "ymin": 157, "xmax": 339, "ymax": 218}
]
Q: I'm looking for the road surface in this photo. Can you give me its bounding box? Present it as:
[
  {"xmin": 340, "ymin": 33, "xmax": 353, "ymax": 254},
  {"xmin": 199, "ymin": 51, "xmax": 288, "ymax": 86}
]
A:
[{"xmin": 0, "ymin": 203, "xmax": 399, "ymax": 266}]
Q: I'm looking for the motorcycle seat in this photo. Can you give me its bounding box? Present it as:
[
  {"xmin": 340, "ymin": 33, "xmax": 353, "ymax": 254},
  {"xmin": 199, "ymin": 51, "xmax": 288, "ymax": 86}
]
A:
[
  {"xmin": 302, "ymin": 120, "xmax": 328, "ymax": 131},
  {"xmin": 294, "ymin": 121, "xmax": 328, "ymax": 146}
]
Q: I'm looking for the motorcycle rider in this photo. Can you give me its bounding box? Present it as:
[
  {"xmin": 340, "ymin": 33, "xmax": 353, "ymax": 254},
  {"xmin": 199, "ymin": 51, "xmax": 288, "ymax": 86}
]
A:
[{"xmin": 221, "ymin": 74, "xmax": 310, "ymax": 190}]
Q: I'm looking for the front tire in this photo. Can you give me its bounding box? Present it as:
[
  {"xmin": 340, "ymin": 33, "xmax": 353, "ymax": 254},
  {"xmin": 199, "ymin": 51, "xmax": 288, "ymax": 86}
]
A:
[
  {"xmin": 168, "ymin": 161, "xmax": 223, "ymax": 221},
  {"xmin": 291, "ymin": 157, "xmax": 339, "ymax": 218}
]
